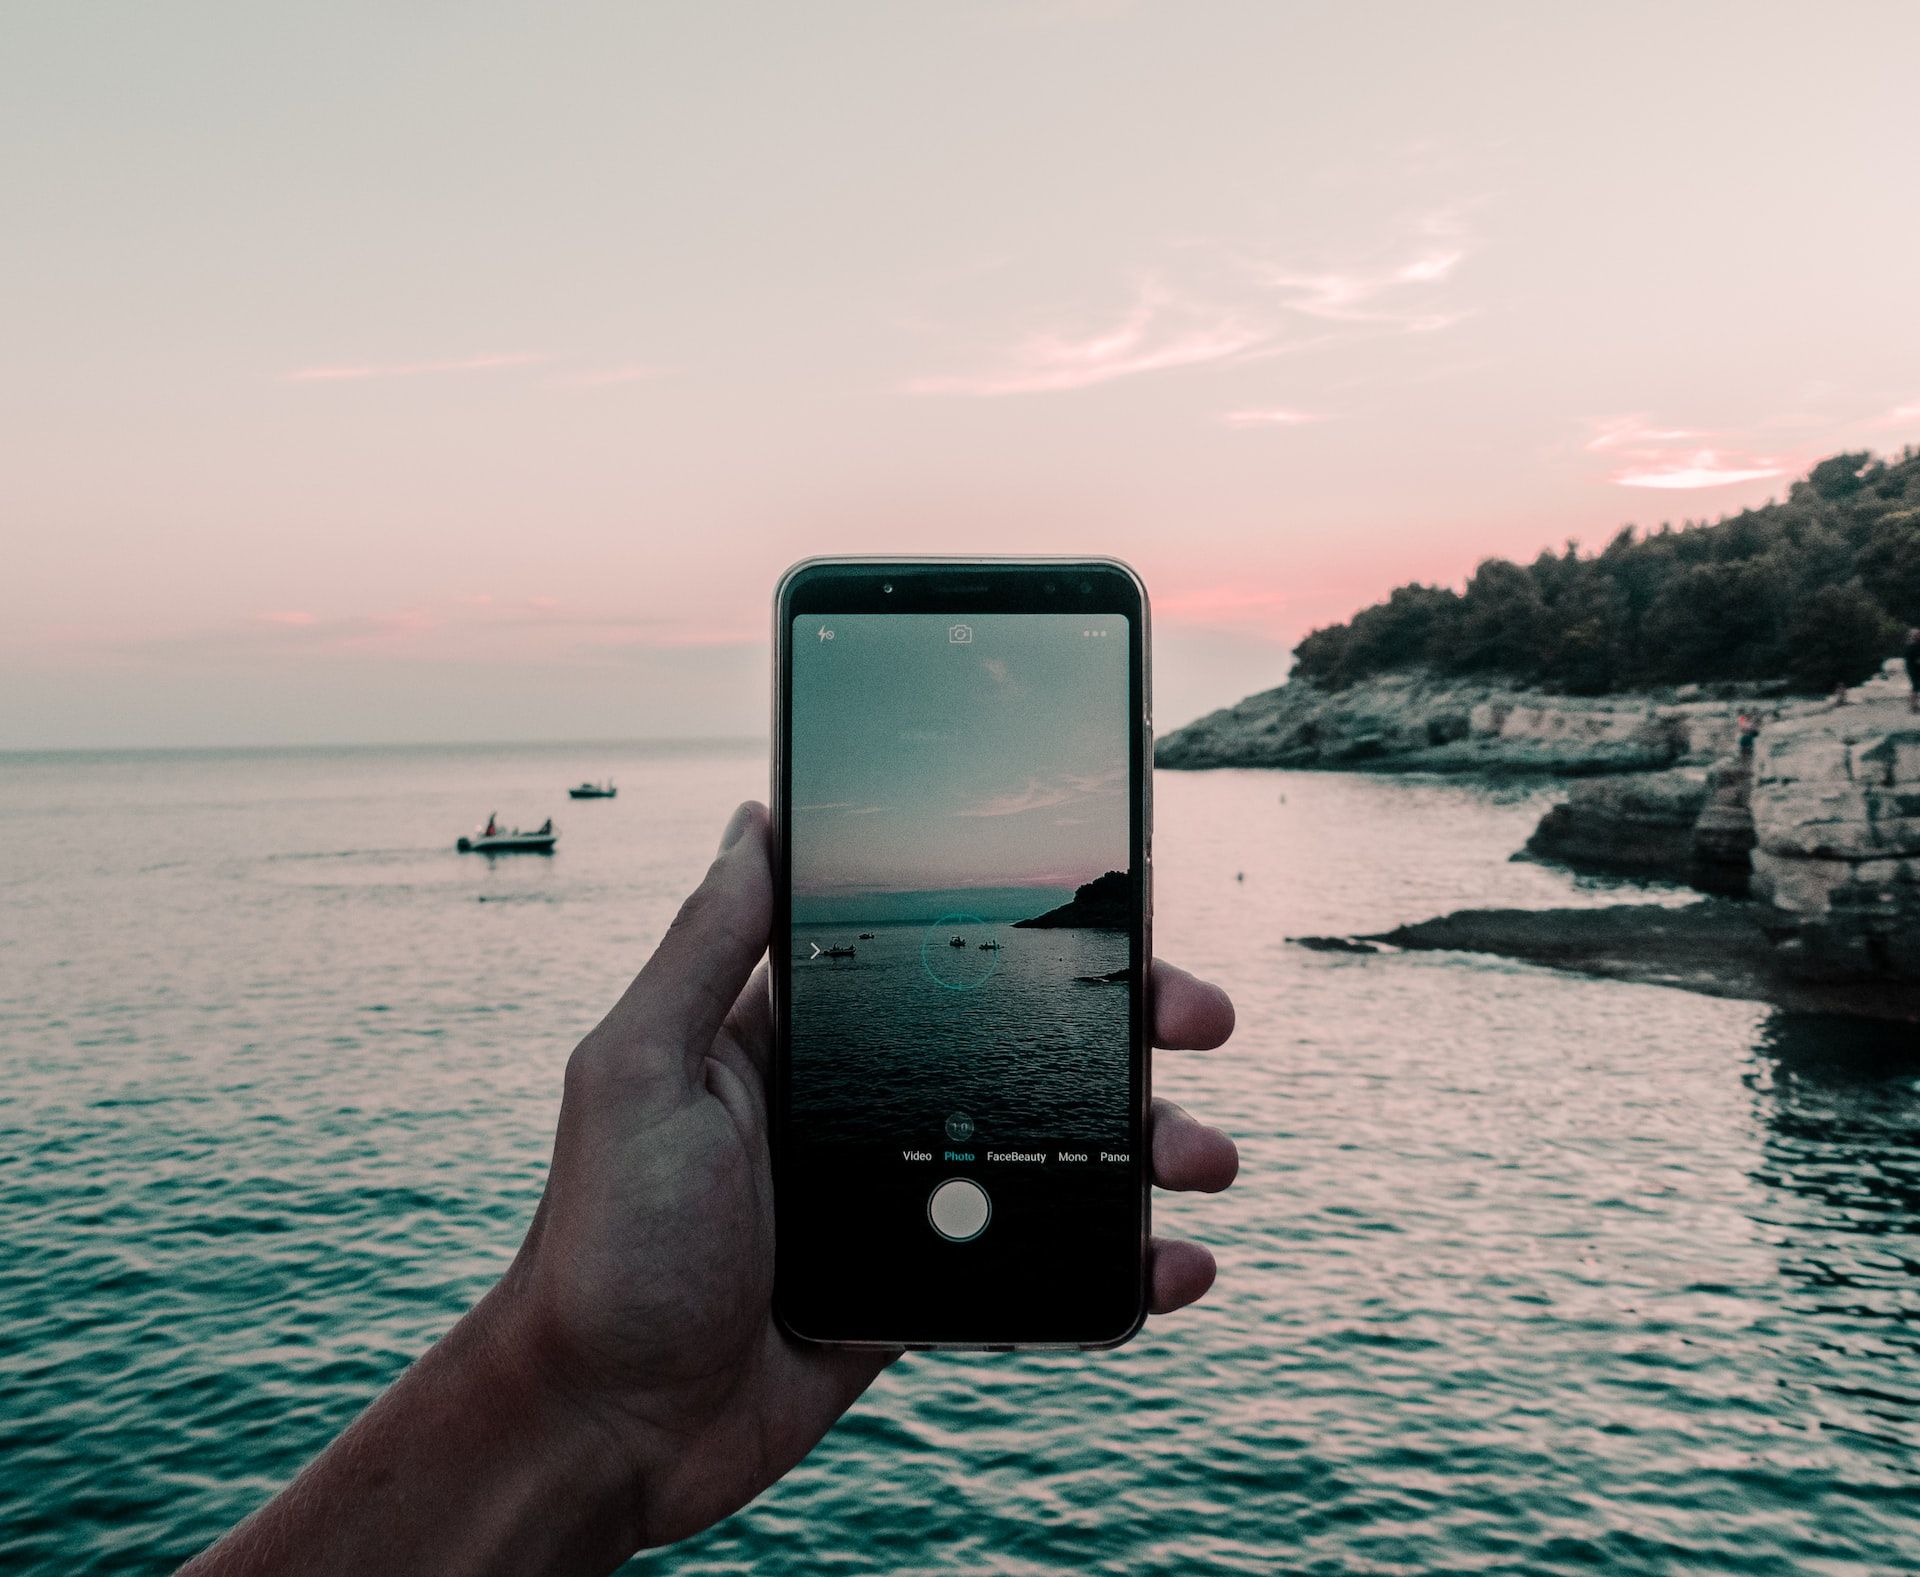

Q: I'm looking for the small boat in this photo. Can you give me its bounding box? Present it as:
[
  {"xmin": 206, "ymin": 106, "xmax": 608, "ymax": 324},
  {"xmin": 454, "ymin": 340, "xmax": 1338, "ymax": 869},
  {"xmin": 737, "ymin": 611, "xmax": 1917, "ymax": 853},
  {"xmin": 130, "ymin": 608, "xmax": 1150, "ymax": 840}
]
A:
[
  {"xmin": 977, "ymin": 940, "xmax": 1000, "ymax": 951},
  {"xmin": 458, "ymin": 815, "xmax": 556, "ymax": 854},
  {"xmin": 949, "ymin": 935, "xmax": 966, "ymax": 947},
  {"xmin": 568, "ymin": 780, "xmax": 616, "ymax": 800},
  {"xmin": 819, "ymin": 945, "xmax": 856, "ymax": 959},
  {"xmin": 858, "ymin": 933, "xmax": 875, "ymax": 940}
]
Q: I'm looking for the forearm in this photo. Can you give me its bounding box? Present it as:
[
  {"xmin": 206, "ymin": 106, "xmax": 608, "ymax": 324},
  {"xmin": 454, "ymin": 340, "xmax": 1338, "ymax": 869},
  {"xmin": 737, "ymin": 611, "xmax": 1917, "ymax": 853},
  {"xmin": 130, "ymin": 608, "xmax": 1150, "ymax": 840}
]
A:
[{"xmin": 181, "ymin": 1282, "xmax": 643, "ymax": 1577}]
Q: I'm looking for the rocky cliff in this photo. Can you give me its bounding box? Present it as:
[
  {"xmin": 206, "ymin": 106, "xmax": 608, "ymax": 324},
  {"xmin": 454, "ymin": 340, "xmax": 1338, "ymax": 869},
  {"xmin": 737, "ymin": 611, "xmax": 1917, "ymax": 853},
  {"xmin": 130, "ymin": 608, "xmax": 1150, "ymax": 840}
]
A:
[
  {"xmin": 1749, "ymin": 679, "xmax": 1920, "ymax": 983},
  {"xmin": 1014, "ymin": 870, "xmax": 1131, "ymax": 930},
  {"xmin": 1521, "ymin": 756, "xmax": 1755, "ymax": 895},
  {"xmin": 1493, "ymin": 661, "xmax": 1919, "ymax": 998},
  {"xmin": 1291, "ymin": 661, "xmax": 1919, "ymax": 1010},
  {"xmin": 1157, "ymin": 671, "xmax": 1813, "ymax": 776}
]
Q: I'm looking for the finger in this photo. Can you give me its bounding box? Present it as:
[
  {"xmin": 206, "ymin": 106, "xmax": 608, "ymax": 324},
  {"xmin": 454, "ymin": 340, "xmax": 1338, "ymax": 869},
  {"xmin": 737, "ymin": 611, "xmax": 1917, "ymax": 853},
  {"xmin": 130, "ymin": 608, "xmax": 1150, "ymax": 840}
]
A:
[
  {"xmin": 1150, "ymin": 1099, "xmax": 1238, "ymax": 1193},
  {"xmin": 718, "ymin": 959, "xmax": 774, "ymax": 1086},
  {"xmin": 1150, "ymin": 960, "xmax": 1235, "ymax": 1050},
  {"xmin": 595, "ymin": 802, "xmax": 773, "ymax": 1083},
  {"xmin": 1148, "ymin": 1237, "xmax": 1217, "ymax": 1315}
]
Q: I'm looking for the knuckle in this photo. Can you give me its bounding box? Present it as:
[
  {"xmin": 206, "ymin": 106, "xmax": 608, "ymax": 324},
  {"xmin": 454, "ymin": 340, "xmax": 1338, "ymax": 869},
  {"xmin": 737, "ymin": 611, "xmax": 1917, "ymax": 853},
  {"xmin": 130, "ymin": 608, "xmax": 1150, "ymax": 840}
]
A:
[{"xmin": 563, "ymin": 1035, "xmax": 611, "ymax": 1099}]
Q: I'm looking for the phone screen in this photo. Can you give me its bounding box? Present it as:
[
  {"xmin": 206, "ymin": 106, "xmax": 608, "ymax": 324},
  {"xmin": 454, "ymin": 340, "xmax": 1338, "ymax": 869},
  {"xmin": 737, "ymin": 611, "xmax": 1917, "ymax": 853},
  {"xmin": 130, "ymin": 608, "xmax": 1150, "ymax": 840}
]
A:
[{"xmin": 775, "ymin": 567, "xmax": 1148, "ymax": 1347}]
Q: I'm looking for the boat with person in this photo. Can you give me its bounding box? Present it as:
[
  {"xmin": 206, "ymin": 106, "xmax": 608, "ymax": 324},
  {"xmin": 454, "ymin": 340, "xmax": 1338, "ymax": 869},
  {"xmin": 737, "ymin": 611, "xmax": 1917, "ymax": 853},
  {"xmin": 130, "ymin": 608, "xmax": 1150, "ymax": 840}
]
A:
[
  {"xmin": 457, "ymin": 813, "xmax": 557, "ymax": 854},
  {"xmin": 949, "ymin": 935, "xmax": 967, "ymax": 947},
  {"xmin": 568, "ymin": 780, "xmax": 616, "ymax": 799}
]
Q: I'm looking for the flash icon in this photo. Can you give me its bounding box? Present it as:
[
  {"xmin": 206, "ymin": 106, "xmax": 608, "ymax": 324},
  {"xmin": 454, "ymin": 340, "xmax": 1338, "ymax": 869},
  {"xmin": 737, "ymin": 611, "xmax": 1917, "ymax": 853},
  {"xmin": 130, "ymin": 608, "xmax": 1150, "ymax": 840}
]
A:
[{"xmin": 817, "ymin": 626, "xmax": 834, "ymax": 641}]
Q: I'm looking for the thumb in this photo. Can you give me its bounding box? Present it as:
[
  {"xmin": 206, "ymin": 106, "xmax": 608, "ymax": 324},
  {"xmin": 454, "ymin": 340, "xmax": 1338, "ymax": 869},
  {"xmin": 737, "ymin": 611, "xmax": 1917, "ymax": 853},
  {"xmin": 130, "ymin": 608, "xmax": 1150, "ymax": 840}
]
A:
[{"xmin": 595, "ymin": 802, "xmax": 773, "ymax": 1086}]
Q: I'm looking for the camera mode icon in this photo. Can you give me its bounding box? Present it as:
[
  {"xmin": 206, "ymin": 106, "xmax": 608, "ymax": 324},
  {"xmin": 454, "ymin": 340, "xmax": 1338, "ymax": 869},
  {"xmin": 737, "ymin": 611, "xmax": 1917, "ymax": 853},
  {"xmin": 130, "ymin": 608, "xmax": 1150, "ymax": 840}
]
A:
[{"xmin": 948, "ymin": 624, "xmax": 973, "ymax": 644}]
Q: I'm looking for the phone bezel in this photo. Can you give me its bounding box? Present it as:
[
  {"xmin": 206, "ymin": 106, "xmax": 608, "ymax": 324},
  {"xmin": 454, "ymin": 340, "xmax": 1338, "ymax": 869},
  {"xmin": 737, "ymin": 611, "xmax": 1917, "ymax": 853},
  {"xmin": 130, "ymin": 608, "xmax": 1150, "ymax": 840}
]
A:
[{"xmin": 770, "ymin": 557, "xmax": 1152, "ymax": 1350}]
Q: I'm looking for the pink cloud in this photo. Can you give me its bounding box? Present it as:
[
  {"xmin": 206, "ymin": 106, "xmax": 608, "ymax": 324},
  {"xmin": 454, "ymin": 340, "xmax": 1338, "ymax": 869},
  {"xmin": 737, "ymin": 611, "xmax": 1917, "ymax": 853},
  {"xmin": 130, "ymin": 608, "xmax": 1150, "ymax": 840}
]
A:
[
  {"xmin": 1261, "ymin": 249, "xmax": 1467, "ymax": 329},
  {"xmin": 1583, "ymin": 414, "xmax": 1783, "ymax": 490},
  {"xmin": 906, "ymin": 279, "xmax": 1271, "ymax": 396},
  {"xmin": 1221, "ymin": 407, "xmax": 1329, "ymax": 428},
  {"xmin": 1583, "ymin": 415, "xmax": 1707, "ymax": 453},
  {"xmin": 547, "ymin": 363, "xmax": 667, "ymax": 388},
  {"xmin": 1614, "ymin": 455, "xmax": 1786, "ymax": 489},
  {"xmin": 908, "ymin": 225, "xmax": 1476, "ymax": 398},
  {"xmin": 283, "ymin": 353, "xmax": 546, "ymax": 384},
  {"xmin": 1869, "ymin": 399, "xmax": 1920, "ymax": 430}
]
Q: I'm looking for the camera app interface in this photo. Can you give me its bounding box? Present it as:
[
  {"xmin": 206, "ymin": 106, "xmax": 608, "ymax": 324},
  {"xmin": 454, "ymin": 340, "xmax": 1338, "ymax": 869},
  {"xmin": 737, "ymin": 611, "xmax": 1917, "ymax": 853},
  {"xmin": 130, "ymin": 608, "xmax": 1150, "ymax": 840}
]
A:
[{"xmin": 786, "ymin": 612, "xmax": 1137, "ymax": 1334}]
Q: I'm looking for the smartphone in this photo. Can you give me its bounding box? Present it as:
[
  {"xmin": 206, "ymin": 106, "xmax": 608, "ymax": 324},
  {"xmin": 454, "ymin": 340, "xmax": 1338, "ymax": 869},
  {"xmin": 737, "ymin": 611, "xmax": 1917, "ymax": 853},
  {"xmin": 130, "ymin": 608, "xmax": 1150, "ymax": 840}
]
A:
[{"xmin": 771, "ymin": 558, "xmax": 1151, "ymax": 1349}]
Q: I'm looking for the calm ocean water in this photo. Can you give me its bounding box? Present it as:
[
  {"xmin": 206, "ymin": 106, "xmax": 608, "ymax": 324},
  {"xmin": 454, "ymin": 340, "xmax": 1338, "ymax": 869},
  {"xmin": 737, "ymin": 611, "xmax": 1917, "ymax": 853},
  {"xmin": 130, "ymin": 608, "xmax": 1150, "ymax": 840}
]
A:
[
  {"xmin": 2, "ymin": 742, "xmax": 1917, "ymax": 1574},
  {"xmin": 791, "ymin": 920, "xmax": 1130, "ymax": 1146}
]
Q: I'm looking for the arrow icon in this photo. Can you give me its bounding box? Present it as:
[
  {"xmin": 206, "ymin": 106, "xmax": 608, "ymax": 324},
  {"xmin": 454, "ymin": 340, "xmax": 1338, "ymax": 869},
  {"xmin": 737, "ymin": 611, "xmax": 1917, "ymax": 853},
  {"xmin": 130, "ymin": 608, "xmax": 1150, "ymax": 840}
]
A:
[{"xmin": 810, "ymin": 942, "xmax": 821, "ymax": 958}]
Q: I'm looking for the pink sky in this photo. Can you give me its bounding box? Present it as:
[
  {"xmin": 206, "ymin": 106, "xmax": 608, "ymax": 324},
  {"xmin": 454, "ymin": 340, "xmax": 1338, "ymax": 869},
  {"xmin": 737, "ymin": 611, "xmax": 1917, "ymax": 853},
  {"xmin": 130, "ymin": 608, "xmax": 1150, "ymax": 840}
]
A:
[{"xmin": 5, "ymin": 2, "xmax": 1919, "ymax": 747}]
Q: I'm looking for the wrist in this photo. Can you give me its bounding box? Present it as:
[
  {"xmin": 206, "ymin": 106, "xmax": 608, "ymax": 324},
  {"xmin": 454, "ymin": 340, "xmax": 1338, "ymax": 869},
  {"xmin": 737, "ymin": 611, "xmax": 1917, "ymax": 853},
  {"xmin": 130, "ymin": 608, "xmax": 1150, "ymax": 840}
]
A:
[{"xmin": 463, "ymin": 1272, "xmax": 653, "ymax": 1568}]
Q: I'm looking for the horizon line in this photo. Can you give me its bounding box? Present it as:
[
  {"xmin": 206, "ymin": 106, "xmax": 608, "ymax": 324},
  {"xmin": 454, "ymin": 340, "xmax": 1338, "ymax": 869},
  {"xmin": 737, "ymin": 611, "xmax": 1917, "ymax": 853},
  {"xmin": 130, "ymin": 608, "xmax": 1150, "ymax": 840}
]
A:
[{"xmin": 0, "ymin": 733, "xmax": 769, "ymax": 760}]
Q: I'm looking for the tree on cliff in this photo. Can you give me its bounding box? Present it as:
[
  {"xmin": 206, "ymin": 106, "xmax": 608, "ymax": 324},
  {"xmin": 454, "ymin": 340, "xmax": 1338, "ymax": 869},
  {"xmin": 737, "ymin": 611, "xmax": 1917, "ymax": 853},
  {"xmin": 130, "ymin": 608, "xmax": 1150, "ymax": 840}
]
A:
[
  {"xmin": 1292, "ymin": 446, "xmax": 1920, "ymax": 694},
  {"xmin": 1786, "ymin": 581, "xmax": 1900, "ymax": 691}
]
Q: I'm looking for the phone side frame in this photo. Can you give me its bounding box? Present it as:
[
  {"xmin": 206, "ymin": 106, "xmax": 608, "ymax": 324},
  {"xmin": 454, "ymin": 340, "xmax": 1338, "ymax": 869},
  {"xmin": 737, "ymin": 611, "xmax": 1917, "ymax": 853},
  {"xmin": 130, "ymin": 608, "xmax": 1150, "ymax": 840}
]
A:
[{"xmin": 768, "ymin": 556, "xmax": 1152, "ymax": 1351}]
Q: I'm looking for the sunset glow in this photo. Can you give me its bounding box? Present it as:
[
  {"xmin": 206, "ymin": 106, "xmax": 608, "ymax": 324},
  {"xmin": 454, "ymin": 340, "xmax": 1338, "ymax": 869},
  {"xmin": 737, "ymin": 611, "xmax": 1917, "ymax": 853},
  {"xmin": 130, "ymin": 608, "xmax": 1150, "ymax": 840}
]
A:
[{"xmin": 5, "ymin": 2, "xmax": 1918, "ymax": 748}]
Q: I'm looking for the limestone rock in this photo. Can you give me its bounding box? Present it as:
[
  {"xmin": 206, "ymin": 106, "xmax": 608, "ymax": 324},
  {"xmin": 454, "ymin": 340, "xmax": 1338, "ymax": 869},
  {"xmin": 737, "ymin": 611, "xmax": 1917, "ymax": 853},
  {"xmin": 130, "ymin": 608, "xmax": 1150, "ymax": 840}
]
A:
[
  {"xmin": 1691, "ymin": 755, "xmax": 1757, "ymax": 895},
  {"xmin": 1523, "ymin": 769, "xmax": 1708, "ymax": 877},
  {"xmin": 1156, "ymin": 672, "xmax": 1816, "ymax": 778},
  {"xmin": 1747, "ymin": 698, "xmax": 1920, "ymax": 981}
]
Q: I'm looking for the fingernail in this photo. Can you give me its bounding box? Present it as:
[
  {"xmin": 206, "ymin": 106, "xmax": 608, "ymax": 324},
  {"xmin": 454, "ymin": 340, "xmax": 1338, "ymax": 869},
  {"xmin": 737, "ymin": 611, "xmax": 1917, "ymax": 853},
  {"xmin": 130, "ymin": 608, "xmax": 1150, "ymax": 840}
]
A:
[{"xmin": 718, "ymin": 801, "xmax": 757, "ymax": 853}]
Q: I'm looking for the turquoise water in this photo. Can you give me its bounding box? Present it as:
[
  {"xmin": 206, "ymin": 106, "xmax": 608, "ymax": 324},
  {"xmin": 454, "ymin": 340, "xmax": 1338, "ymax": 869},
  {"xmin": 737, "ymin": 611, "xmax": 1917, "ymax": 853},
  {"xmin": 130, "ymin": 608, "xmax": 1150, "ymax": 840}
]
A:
[{"xmin": 2, "ymin": 744, "xmax": 1917, "ymax": 1573}]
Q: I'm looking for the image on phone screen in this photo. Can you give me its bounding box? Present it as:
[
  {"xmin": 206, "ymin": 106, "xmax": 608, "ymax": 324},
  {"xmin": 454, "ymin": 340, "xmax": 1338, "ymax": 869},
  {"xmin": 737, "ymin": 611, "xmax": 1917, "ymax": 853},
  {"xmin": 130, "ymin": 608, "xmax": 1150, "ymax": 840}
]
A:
[{"xmin": 777, "ymin": 596, "xmax": 1145, "ymax": 1347}]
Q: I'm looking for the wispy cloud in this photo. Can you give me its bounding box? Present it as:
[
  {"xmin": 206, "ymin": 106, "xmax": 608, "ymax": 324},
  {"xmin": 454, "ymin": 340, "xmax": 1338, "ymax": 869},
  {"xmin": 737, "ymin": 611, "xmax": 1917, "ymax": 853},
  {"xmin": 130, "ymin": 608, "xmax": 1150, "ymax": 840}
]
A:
[
  {"xmin": 1583, "ymin": 414, "xmax": 1784, "ymax": 491},
  {"xmin": 956, "ymin": 768, "xmax": 1123, "ymax": 818},
  {"xmin": 797, "ymin": 802, "xmax": 887, "ymax": 815},
  {"xmin": 1868, "ymin": 399, "xmax": 1920, "ymax": 430},
  {"xmin": 908, "ymin": 218, "xmax": 1475, "ymax": 398},
  {"xmin": 905, "ymin": 277, "xmax": 1273, "ymax": 396},
  {"xmin": 1254, "ymin": 248, "xmax": 1468, "ymax": 332},
  {"xmin": 547, "ymin": 363, "xmax": 669, "ymax": 389},
  {"xmin": 283, "ymin": 352, "xmax": 547, "ymax": 384},
  {"xmin": 115, "ymin": 595, "xmax": 696, "ymax": 664},
  {"xmin": 1221, "ymin": 407, "xmax": 1330, "ymax": 429},
  {"xmin": 1615, "ymin": 457, "xmax": 1786, "ymax": 490}
]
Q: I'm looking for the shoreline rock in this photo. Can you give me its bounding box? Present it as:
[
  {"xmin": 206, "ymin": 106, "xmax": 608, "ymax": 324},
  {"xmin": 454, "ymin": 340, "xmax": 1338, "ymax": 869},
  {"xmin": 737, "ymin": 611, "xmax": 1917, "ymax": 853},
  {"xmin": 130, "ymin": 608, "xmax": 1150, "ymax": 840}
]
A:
[
  {"xmin": 1520, "ymin": 755, "xmax": 1757, "ymax": 895},
  {"xmin": 1520, "ymin": 768, "xmax": 1709, "ymax": 880},
  {"xmin": 1156, "ymin": 671, "xmax": 1816, "ymax": 777},
  {"xmin": 1337, "ymin": 902, "xmax": 1920, "ymax": 1022}
]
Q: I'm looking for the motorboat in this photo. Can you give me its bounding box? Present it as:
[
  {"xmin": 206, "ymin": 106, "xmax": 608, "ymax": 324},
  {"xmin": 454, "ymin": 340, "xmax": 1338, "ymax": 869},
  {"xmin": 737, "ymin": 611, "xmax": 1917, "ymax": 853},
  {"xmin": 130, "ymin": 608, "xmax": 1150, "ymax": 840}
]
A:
[
  {"xmin": 815, "ymin": 944, "xmax": 856, "ymax": 959},
  {"xmin": 949, "ymin": 935, "xmax": 966, "ymax": 947},
  {"xmin": 458, "ymin": 815, "xmax": 556, "ymax": 854},
  {"xmin": 977, "ymin": 940, "xmax": 1000, "ymax": 950},
  {"xmin": 568, "ymin": 780, "xmax": 616, "ymax": 799},
  {"xmin": 858, "ymin": 933, "xmax": 875, "ymax": 940}
]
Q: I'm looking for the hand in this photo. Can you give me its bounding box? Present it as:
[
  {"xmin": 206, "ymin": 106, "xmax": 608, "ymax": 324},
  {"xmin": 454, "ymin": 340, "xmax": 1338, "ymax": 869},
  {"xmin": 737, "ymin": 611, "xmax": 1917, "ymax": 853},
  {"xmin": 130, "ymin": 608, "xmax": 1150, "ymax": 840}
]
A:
[
  {"xmin": 183, "ymin": 801, "xmax": 1237, "ymax": 1576},
  {"xmin": 500, "ymin": 801, "xmax": 1239, "ymax": 1550}
]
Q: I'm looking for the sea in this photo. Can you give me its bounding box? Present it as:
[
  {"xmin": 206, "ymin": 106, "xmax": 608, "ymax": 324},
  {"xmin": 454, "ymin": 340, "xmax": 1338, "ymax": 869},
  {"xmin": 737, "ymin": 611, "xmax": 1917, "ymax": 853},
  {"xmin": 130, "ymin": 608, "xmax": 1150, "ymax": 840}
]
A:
[
  {"xmin": 2, "ymin": 741, "xmax": 1917, "ymax": 1574},
  {"xmin": 790, "ymin": 918, "xmax": 1130, "ymax": 1146}
]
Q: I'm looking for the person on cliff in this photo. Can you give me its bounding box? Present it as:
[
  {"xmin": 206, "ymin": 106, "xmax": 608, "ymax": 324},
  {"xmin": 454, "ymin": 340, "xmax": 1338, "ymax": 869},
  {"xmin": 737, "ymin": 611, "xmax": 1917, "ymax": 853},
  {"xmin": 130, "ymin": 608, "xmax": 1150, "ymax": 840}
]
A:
[
  {"xmin": 1737, "ymin": 712, "xmax": 1759, "ymax": 759},
  {"xmin": 1906, "ymin": 626, "xmax": 1920, "ymax": 714}
]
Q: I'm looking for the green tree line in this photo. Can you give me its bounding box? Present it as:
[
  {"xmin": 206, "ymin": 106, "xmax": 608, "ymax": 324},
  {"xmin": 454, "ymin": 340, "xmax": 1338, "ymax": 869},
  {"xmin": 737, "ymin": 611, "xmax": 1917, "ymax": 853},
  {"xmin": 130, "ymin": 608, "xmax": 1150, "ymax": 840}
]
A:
[{"xmin": 1292, "ymin": 449, "xmax": 1920, "ymax": 694}]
